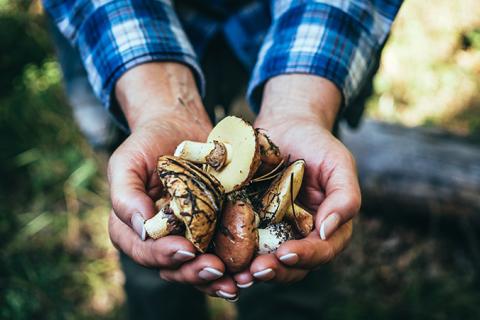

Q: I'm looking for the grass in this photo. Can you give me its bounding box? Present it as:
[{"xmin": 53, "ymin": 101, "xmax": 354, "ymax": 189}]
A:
[{"xmin": 1, "ymin": 0, "xmax": 479, "ymax": 319}]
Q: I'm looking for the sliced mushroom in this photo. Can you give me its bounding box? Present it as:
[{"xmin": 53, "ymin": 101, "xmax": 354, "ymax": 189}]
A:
[
  {"xmin": 285, "ymin": 203, "xmax": 314, "ymax": 237},
  {"xmin": 144, "ymin": 155, "xmax": 224, "ymax": 253},
  {"xmin": 174, "ymin": 116, "xmax": 261, "ymax": 193},
  {"xmin": 214, "ymin": 193, "xmax": 258, "ymax": 273},
  {"xmin": 257, "ymin": 222, "xmax": 294, "ymax": 255},
  {"xmin": 259, "ymin": 160, "xmax": 306, "ymax": 225}
]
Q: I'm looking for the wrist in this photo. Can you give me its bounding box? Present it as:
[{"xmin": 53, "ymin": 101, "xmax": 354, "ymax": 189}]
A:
[
  {"xmin": 258, "ymin": 74, "xmax": 342, "ymax": 131},
  {"xmin": 115, "ymin": 62, "xmax": 210, "ymax": 131}
]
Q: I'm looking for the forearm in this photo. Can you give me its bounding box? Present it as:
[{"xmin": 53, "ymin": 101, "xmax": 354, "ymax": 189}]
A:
[
  {"xmin": 115, "ymin": 62, "xmax": 211, "ymax": 131},
  {"xmin": 258, "ymin": 75, "xmax": 341, "ymax": 131}
]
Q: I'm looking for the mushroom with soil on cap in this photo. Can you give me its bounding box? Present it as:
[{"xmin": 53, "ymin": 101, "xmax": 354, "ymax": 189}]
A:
[
  {"xmin": 256, "ymin": 159, "xmax": 315, "ymax": 254},
  {"xmin": 257, "ymin": 221, "xmax": 294, "ymax": 255},
  {"xmin": 174, "ymin": 116, "xmax": 283, "ymax": 193},
  {"xmin": 143, "ymin": 155, "xmax": 225, "ymax": 253},
  {"xmin": 255, "ymin": 129, "xmax": 283, "ymax": 176}
]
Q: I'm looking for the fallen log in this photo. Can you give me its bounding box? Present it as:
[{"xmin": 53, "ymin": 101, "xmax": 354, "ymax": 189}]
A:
[{"xmin": 341, "ymin": 120, "xmax": 480, "ymax": 221}]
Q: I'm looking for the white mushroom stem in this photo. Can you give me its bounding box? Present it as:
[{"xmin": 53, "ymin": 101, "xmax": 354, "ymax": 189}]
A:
[
  {"xmin": 174, "ymin": 140, "xmax": 232, "ymax": 170},
  {"xmin": 257, "ymin": 222, "xmax": 294, "ymax": 255},
  {"xmin": 145, "ymin": 206, "xmax": 181, "ymax": 239}
]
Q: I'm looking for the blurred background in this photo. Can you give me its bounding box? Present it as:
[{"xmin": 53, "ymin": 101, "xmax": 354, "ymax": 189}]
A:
[{"xmin": 1, "ymin": 0, "xmax": 479, "ymax": 319}]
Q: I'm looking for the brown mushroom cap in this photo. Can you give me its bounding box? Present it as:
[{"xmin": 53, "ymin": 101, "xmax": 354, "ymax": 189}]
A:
[
  {"xmin": 214, "ymin": 194, "xmax": 258, "ymax": 273},
  {"xmin": 157, "ymin": 155, "xmax": 224, "ymax": 252},
  {"xmin": 285, "ymin": 203, "xmax": 314, "ymax": 237},
  {"xmin": 255, "ymin": 129, "xmax": 283, "ymax": 176}
]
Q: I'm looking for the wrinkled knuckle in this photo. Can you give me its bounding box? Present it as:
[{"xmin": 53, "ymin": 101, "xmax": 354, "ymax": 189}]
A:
[
  {"xmin": 110, "ymin": 197, "xmax": 124, "ymax": 217},
  {"xmin": 152, "ymin": 243, "xmax": 172, "ymax": 268},
  {"xmin": 303, "ymin": 241, "xmax": 316, "ymax": 262},
  {"xmin": 323, "ymin": 245, "xmax": 336, "ymax": 263},
  {"xmin": 131, "ymin": 241, "xmax": 149, "ymax": 267}
]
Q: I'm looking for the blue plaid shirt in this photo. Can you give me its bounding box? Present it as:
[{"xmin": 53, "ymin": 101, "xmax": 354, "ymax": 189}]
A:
[{"xmin": 44, "ymin": 0, "xmax": 402, "ymax": 128}]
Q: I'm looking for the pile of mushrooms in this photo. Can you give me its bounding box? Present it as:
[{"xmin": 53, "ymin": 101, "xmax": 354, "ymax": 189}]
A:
[{"xmin": 144, "ymin": 116, "xmax": 314, "ymax": 272}]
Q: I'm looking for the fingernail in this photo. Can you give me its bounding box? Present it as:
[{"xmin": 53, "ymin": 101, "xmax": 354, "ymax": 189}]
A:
[
  {"xmin": 253, "ymin": 268, "xmax": 275, "ymax": 280},
  {"xmin": 279, "ymin": 253, "xmax": 299, "ymax": 264},
  {"xmin": 226, "ymin": 297, "xmax": 239, "ymax": 303},
  {"xmin": 131, "ymin": 213, "xmax": 146, "ymax": 241},
  {"xmin": 173, "ymin": 250, "xmax": 195, "ymax": 262},
  {"xmin": 236, "ymin": 281, "xmax": 254, "ymax": 289},
  {"xmin": 216, "ymin": 290, "xmax": 236, "ymax": 299},
  {"xmin": 199, "ymin": 267, "xmax": 223, "ymax": 281},
  {"xmin": 320, "ymin": 213, "xmax": 341, "ymax": 240}
]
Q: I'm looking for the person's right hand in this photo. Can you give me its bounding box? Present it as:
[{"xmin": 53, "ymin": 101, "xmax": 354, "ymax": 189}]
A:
[{"xmin": 107, "ymin": 63, "xmax": 239, "ymax": 301}]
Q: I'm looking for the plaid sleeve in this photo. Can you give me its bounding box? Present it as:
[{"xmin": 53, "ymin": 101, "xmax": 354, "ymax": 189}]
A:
[
  {"xmin": 43, "ymin": 0, "xmax": 204, "ymax": 130},
  {"xmin": 248, "ymin": 0, "xmax": 403, "ymax": 112}
]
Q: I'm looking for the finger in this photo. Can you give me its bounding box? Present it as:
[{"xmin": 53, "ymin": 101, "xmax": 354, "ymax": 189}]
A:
[
  {"xmin": 316, "ymin": 149, "xmax": 361, "ymax": 240},
  {"xmin": 249, "ymin": 254, "xmax": 308, "ymax": 284},
  {"xmin": 109, "ymin": 211, "xmax": 196, "ymax": 267},
  {"xmin": 159, "ymin": 253, "xmax": 226, "ymax": 285},
  {"xmin": 276, "ymin": 221, "xmax": 353, "ymax": 269},
  {"xmin": 108, "ymin": 146, "xmax": 157, "ymax": 239},
  {"xmin": 195, "ymin": 276, "xmax": 239, "ymax": 301},
  {"xmin": 233, "ymin": 271, "xmax": 255, "ymax": 289}
]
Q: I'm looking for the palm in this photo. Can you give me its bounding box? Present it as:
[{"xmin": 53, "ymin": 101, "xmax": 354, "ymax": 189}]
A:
[
  {"xmin": 111, "ymin": 120, "xmax": 212, "ymax": 200},
  {"xmin": 255, "ymin": 118, "xmax": 349, "ymax": 218}
]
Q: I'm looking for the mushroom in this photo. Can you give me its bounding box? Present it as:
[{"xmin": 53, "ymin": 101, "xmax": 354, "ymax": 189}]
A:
[
  {"xmin": 255, "ymin": 129, "xmax": 283, "ymax": 176},
  {"xmin": 214, "ymin": 192, "xmax": 259, "ymax": 273},
  {"xmin": 257, "ymin": 222, "xmax": 294, "ymax": 255},
  {"xmin": 255, "ymin": 159, "xmax": 314, "ymax": 252},
  {"xmin": 174, "ymin": 140, "xmax": 233, "ymax": 170},
  {"xmin": 144, "ymin": 155, "xmax": 224, "ymax": 253},
  {"xmin": 144, "ymin": 205, "xmax": 183, "ymax": 239},
  {"xmin": 285, "ymin": 204, "xmax": 314, "ymax": 238},
  {"xmin": 259, "ymin": 159, "xmax": 306, "ymax": 225},
  {"xmin": 174, "ymin": 116, "xmax": 261, "ymax": 193}
]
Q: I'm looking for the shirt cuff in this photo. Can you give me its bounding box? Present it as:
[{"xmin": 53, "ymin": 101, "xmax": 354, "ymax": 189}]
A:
[
  {"xmin": 72, "ymin": 1, "xmax": 204, "ymax": 131},
  {"xmin": 247, "ymin": 2, "xmax": 393, "ymax": 113}
]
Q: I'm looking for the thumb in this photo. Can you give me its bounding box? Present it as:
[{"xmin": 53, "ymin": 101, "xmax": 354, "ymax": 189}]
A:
[
  {"xmin": 315, "ymin": 153, "xmax": 361, "ymax": 240},
  {"xmin": 108, "ymin": 150, "xmax": 157, "ymax": 240}
]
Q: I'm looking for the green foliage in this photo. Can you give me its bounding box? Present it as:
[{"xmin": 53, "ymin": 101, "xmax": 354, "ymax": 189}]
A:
[
  {"xmin": 368, "ymin": 0, "xmax": 480, "ymax": 135},
  {"xmin": 0, "ymin": 4, "xmax": 124, "ymax": 319},
  {"xmin": 0, "ymin": 12, "xmax": 51, "ymax": 97},
  {"xmin": 0, "ymin": 62, "xmax": 124, "ymax": 319},
  {"xmin": 463, "ymin": 29, "xmax": 480, "ymax": 51}
]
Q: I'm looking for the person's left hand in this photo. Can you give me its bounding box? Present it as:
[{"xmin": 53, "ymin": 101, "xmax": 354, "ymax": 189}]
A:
[{"xmin": 233, "ymin": 75, "xmax": 361, "ymax": 287}]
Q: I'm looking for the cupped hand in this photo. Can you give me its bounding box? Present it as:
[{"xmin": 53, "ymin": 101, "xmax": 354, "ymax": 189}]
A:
[
  {"xmin": 107, "ymin": 63, "xmax": 238, "ymax": 299},
  {"xmin": 234, "ymin": 75, "xmax": 361, "ymax": 286}
]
